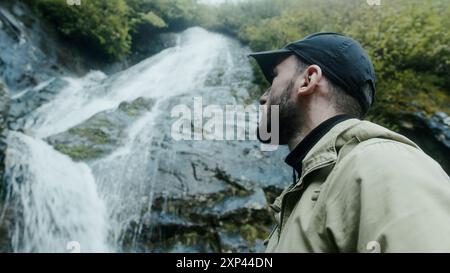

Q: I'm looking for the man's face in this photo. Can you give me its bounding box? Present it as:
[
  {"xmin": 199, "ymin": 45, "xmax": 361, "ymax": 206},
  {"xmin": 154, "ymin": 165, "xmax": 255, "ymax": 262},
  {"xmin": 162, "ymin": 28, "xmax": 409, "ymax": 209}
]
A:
[{"xmin": 258, "ymin": 55, "xmax": 304, "ymax": 145}]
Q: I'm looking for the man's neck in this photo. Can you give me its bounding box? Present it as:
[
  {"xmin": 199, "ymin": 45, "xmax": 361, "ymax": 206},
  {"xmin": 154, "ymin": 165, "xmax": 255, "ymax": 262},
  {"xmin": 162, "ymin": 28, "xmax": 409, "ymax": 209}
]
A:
[
  {"xmin": 284, "ymin": 114, "xmax": 356, "ymax": 179},
  {"xmin": 287, "ymin": 113, "xmax": 343, "ymax": 151},
  {"xmin": 287, "ymin": 129, "xmax": 310, "ymax": 151}
]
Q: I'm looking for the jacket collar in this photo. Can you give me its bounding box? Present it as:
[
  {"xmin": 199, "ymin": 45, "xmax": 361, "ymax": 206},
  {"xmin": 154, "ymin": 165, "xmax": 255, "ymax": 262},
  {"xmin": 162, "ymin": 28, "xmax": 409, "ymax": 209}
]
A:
[
  {"xmin": 271, "ymin": 117, "xmax": 420, "ymax": 213},
  {"xmin": 285, "ymin": 115, "xmax": 355, "ymax": 180}
]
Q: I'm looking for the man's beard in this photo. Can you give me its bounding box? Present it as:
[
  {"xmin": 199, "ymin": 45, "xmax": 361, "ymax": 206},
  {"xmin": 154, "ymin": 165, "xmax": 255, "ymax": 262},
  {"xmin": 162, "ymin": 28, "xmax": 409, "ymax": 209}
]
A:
[{"xmin": 257, "ymin": 80, "xmax": 301, "ymax": 145}]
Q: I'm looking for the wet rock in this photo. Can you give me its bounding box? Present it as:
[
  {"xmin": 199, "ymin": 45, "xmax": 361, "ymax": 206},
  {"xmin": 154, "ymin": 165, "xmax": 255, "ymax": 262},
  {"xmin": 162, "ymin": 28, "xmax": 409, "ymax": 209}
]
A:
[
  {"xmin": 0, "ymin": 207, "xmax": 13, "ymax": 252},
  {"xmin": 0, "ymin": 1, "xmax": 63, "ymax": 92},
  {"xmin": 115, "ymin": 87, "xmax": 290, "ymax": 252},
  {"xmin": 0, "ymin": 0, "xmax": 126, "ymax": 96},
  {"xmin": 398, "ymin": 111, "xmax": 450, "ymax": 174},
  {"xmin": 125, "ymin": 187, "xmax": 272, "ymax": 253},
  {"xmin": 0, "ymin": 80, "xmax": 9, "ymax": 196},
  {"xmin": 425, "ymin": 112, "xmax": 450, "ymax": 149},
  {"xmin": 9, "ymin": 78, "xmax": 68, "ymax": 130},
  {"xmin": 46, "ymin": 97, "xmax": 155, "ymax": 161},
  {"xmin": 0, "ymin": 79, "xmax": 11, "ymax": 252},
  {"xmin": 217, "ymin": 225, "xmax": 267, "ymax": 253},
  {"xmin": 204, "ymin": 189, "xmax": 266, "ymax": 217}
]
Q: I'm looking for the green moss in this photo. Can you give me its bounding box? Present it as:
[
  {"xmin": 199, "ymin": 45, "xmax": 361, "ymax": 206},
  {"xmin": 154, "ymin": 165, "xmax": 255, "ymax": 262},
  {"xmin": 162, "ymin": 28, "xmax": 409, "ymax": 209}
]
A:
[
  {"xmin": 239, "ymin": 224, "xmax": 268, "ymax": 244},
  {"xmin": 91, "ymin": 117, "xmax": 116, "ymax": 128},
  {"xmin": 140, "ymin": 11, "xmax": 167, "ymax": 29},
  {"xmin": 183, "ymin": 231, "xmax": 200, "ymax": 246},
  {"xmin": 54, "ymin": 144, "xmax": 104, "ymax": 161},
  {"xmin": 221, "ymin": 222, "xmax": 268, "ymax": 245},
  {"xmin": 118, "ymin": 97, "xmax": 154, "ymax": 117},
  {"xmin": 68, "ymin": 127, "xmax": 111, "ymax": 144},
  {"xmin": 240, "ymin": 224, "xmax": 258, "ymax": 243}
]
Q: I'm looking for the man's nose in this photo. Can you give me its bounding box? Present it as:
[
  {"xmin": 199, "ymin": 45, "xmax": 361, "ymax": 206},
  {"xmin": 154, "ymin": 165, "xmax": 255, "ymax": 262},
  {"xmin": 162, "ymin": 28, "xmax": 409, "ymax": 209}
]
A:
[{"xmin": 259, "ymin": 88, "xmax": 270, "ymax": 105}]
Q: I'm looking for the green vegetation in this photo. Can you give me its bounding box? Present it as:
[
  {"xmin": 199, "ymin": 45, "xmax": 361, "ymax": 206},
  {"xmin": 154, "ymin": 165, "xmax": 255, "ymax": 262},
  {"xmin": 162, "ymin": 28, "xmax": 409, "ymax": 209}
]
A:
[
  {"xmin": 126, "ymin": 0, "xmax": 201, "ymax": 31},
  {"xmin": 125, "ymin": 0, "xmax": 202, "ymax": 55},
  {"xmin": 202, "ymin": 0, "xmax": 450, "ymax": 128},
  {"xmin": 22, "ymin": 0, "xmax": 450, "ymax": 128},
  {"xmin": 239, "ymin": 223, "xmax": 261, "ymax": 244},
  {"xmin": 32, "ymin": 0, "xmax": 131, "ymax": 60},
  {"xmin": 25, "ymin": 0, "xmax": 203, "ymax": 61}
]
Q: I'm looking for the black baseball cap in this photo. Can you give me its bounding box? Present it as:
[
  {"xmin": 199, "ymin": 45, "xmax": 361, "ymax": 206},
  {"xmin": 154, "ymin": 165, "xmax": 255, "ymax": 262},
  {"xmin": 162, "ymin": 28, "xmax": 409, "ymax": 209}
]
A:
[{"xmin": 248, "ymin": 32, "xmax": 376, "ymax": 114}]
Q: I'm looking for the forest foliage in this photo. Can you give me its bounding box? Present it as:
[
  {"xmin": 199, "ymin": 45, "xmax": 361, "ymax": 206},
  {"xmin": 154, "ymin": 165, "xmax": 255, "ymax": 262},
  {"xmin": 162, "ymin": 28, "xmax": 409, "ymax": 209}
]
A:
[
  {"xmin": 24, "ymin": 0, "xmax": 450, "ymax": 126},
  {"xmin": 27, "ymin": 0, "xmax": 201, "ymax": 60}
]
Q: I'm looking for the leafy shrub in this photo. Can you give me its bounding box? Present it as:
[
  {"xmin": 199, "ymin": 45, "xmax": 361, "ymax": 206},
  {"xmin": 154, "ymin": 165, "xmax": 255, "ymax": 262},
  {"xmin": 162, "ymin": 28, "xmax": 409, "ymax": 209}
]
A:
[
  {"xmin": 126, "ymin": 0, "xmax": 201, "ymax": 31},
  {"xmin": 36, "ymin": 0, "xmax": 131, "ymax": 61},
  {"xmin": 28, "ymin": 0, "xmax": 202, "ymax": 61}
]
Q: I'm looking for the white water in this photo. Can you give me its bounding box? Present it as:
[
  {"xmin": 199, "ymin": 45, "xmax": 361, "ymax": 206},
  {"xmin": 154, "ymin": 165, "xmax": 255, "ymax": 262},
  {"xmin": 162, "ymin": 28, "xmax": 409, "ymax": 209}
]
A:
[
  {"xmin": 90, "ymin": 28, "xmax": 233, "ymax": 249},
  {"xmin": 5, "ymin": 27, "xmax": 241, "ymax": 252},
  {"xmin": 25, "ymin": 28, "xmax": 224, "ymax": 139},
  {"xmin": 5, "ymin": 132, "xmax": 109, "ymax": 252},
  {"xmin": 90, "ymin": 100, "xmax": 164, "ymax": 249}
]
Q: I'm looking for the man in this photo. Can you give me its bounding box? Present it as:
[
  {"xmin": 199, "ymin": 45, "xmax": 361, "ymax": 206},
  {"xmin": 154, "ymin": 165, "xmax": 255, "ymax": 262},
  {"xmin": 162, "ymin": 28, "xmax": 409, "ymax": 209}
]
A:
[{"xmin": 249, "ymin": 32, "xmax": 450, "ymax": 253}]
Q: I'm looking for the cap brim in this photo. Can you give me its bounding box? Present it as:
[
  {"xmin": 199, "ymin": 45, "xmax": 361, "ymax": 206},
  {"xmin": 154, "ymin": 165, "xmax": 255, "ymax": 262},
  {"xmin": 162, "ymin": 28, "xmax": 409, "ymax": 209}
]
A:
[{"xmin": 248, "ymin": 49, "xmax": 292, "ymax": 83}]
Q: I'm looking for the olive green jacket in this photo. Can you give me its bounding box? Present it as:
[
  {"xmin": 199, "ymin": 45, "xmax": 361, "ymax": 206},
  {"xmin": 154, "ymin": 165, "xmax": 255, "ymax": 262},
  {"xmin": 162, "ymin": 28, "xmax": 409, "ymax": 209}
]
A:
[{"xmin": 265, "ymin": 118, "xmax": 450, "ymax": 253}]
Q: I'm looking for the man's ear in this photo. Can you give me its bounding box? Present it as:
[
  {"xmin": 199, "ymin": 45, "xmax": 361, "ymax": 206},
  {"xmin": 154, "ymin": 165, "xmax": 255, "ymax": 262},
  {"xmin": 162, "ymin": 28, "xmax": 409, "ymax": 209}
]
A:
[{"xmin": 297, "ymin": 65, "xmax": 322, "ymax": 96}]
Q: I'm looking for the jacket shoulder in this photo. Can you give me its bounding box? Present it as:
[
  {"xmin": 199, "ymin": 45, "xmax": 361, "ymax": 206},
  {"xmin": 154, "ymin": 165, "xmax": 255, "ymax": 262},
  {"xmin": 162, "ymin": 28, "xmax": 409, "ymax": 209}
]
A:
[
  {"xmin": 349, "ymin": 137, "xmax": 443, "ymax": 175},
  {"xmin": 321, "ymin": 137, "xmax": 450, "ymax": 252},
  {"xmin": 326, "ymin": 137, "xmax": 450, "ymax": 202}
]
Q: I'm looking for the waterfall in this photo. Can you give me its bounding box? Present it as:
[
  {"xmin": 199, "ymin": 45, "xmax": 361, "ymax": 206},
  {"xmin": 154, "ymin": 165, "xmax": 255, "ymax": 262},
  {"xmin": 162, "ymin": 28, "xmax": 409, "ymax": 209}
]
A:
[
  {"xmin": 89, "ymin": 27, "xmax": 231, "ymax": 250},
  {"xmin": 4, "ymin": 27, "xmax": 248, "ymax": 252},
  {"xmin": 5, "ymin": 132, "xmax": 109, "ymax": 252},
  {"xmin": 25, "ymin": 27, "xmax": 224, "ymax": 139}
]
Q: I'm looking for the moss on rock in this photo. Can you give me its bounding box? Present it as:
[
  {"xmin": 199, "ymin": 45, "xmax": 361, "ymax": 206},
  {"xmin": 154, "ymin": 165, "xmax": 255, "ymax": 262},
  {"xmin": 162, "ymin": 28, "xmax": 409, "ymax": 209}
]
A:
[
  {"xmin": 67, "ymin": 127, "xmax": 111, "ymax": 145},
  {"xmin": 53, "ymin": 144, "xmax": 104, "ymax": 161},
  {"xmin": 47, "ymin": 96, "xmax": 154, "ymax": 161}
]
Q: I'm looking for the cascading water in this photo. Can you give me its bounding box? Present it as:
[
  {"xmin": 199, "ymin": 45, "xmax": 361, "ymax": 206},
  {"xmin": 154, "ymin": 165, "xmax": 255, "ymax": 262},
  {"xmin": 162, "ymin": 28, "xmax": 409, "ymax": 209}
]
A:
[
  {"xmin": 24, "ymin": 28, "xmax": 222, "ymax": 139},
  {"xmin": 3, "ymin": 27, "xmax": 255, "ymax": 252},
  {"xmin": 5, "ymin": 132, "xmax": 109, "ymax": 252}
]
